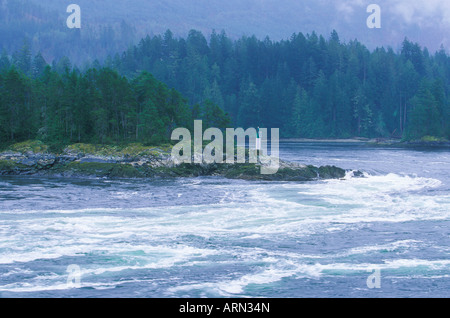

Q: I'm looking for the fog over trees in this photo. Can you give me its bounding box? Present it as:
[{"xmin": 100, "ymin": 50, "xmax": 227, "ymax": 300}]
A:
[{"xmin": 0, "ymin": 0, "xmax": 449, "ymax": 148}]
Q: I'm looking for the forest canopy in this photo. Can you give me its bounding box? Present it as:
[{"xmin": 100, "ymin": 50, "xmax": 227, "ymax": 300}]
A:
[
  {"xmin": 111, "ymin": 29, "xmax": 450, "ymax": 141},
  {"xmin": 0, "ymin": 64, "xmax": 230, "ymax": 150},
  {"xmin": 0, "ymin": 27, "xmax": 449, "ymax": 150}
]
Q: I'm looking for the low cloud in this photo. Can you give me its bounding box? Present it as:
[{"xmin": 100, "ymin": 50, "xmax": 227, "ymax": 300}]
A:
[
  {"xmin": 391, "ymin": 0, "xmax": 450, "ymax": 27},
  {"xmin": 334, "ymin": 0, "xmax": 450, "ymax": 27}
]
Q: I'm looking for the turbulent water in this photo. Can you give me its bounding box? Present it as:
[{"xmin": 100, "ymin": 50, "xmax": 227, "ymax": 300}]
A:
[{"xmin": 0, "ymin": 142, "xmax": 449, "ymax": 298}]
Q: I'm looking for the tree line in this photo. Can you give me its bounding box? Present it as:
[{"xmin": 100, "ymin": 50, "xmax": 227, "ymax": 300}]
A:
[
  {"xmin": 1, "ymin": 28, "xmax": 449, "ymax": 150},
  {"xmin": 0, "ymin": 63, "xmax": 229, "ymax": 150},
  {"xmin": 112, "ymin": 29, "xmax": 450, "ymax": 140}
]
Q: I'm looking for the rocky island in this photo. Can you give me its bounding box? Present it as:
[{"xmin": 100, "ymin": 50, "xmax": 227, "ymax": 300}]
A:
[{"xmin": 0, "ymin": 141, "xmax": 347, "ymax": 181}]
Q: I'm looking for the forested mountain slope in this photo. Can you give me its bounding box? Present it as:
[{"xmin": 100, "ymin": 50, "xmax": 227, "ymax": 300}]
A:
[
  {"xmin": 112, "ymin": 29, "xmax": 450, "ymax": 140},
  {"xmin": 2, "ymin": 0, "xmax": 450, "ymax": 65},
  {"xmin": 0, "ymin": 0, "xmax": 449, "ymax": 145}
]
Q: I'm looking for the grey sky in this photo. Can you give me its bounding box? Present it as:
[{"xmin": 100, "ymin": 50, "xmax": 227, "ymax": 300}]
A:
[
  {"xmin": 32, "ymin": 0, "xmax": 450, "ymax": 51},
  {"xmin": 336, "ymin": 0, "xmax": 450, "ymax": 26}
]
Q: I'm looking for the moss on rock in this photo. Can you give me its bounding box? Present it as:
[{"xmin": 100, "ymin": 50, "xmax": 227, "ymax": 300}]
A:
[
  {"xmin": 318, "ymin": 165, "xmax": 346, "ymax": 179},
  {"xmin": 109, "ymin": 164, "xmax": 144, "ymax": 178},
  {"xmin": 64, "ymin": 142, "xmax": 173, "ymax": 158},
  {"xmin": 223, "ymin": 164, "xmax": 261, "ymax": 179},
  {"xmin": 0, "ymin": 160, "xmax": 32, "ymax": 175},
  {"xmin": 0, "ymin": 160, "xmax": 17, "ymax": 173},
  {"xmin": 8, "ymin": 140, "xmax": 49, "ymax": 154},
  {"xmin": 0, "ymin": 142, "xmax": 349, "ymax": 181}
]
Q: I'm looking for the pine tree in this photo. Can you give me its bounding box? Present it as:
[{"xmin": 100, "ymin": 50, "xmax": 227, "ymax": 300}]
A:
[
  {"xmin": 13, "ymin": 39, "xmax": 32, "ymax": 75},
  {"xmin": 0, "ymin": 50, "xmax": 10, "ymax": 72},
  {"xmin": 32, "ymin": 52, "xmax": 48, "ymax": 78}
]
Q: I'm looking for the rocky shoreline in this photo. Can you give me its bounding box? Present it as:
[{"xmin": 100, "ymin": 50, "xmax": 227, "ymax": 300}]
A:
[
  {"xmin": 282, "ymin": 137, "xmax": 450, "ymax": 148},
  {"xmin": 366, "ymin": 139, "xmax": 450, "ymax": 148},
  {"xmin": 0, "ymin": 143, "xmax": 347, "ymax": 181}
]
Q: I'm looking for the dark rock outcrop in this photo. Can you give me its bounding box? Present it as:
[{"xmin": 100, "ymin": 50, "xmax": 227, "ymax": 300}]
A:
[{"xmin": 0, "ymin": 148, "xmax": 347, "ymax": 181}]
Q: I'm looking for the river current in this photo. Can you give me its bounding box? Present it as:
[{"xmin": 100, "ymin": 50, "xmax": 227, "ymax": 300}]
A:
[{"xmin": 0, "ymin": 142, "xmax": 449, "ymax": 298}]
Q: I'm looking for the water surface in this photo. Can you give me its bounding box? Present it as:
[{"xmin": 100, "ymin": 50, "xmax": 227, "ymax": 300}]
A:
[{"xmin": 0, "ymin": 142, "xmax": 449, "ymax": 298}]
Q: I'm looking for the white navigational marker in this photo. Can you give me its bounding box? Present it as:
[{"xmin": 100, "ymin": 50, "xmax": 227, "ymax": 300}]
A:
[
  {"xmin": 256, "ymin": 126, "xmax": 261, "ymax": 153},
  {"xmin": 171, "ymin": 120, "xmax": 280, "ymax": 175}
]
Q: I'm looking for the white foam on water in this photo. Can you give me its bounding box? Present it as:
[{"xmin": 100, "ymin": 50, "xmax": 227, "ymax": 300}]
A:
[
  {"xmin": 302, "ymin": 174, "xmax": 442, "ymax": 198},
  {"xmin": 0, "ymin": 243, "xmax": 219, "ymax": 292},
  {"xmin": 3, "ymin": 174, "xmax": 443, "ymax": 238},
  {"xmin": 0, "ymin": 172, "xmax": 448, "ymax": 296},
  {"xmin": 85, "ymin": 245, "xmax": 219, "ymax": 275},
  {"xmin": 1, "ymin": 173, "xmax": 447, "ymax": 269},
  {"xmin": 216, "ymin": 266, "xmax": 300, "ymax": 295},
  {"xmin": 111, "ymin": 191, "xmax": 140, "ymax": 199},
  {"xmin": 0, "ymin": 268, "xmax": 33, "ymax": 278},
  {"xmin": 249, "ymin": 173, "xmax": 449, "ymax": 231},
  {"xmin": 167, "ymin": 260, "xmax": 304, "ymax": 296},
  {"xmin": 166, "ymin": 255, "xmax": 450, "ymax": 296},
  {"xmin": 382, "ymin": 258, "xmax": 450, "ymax": 270},
  {"xmin": 0, "ymin": 243, "xmax": 105, "ymax": 264},
  {"xmin": 0, "ymin": 207, "xmax": 123, "ymax": 215},
  {"xmin": 292, "ymin": 258, "xmax": 450, "ymax": 277},
  {"xmin": 0, "ymin": 276, "xmax": 156, "ymax": 293},
  {"xmin": 336, "ymin": 240, "xmax": 421, "ymax": 257},
  {"xmin": 6, "ymin": 256, "xmax": 448, "ymax": 294},
  {"xmin": 0, "ymin": 226, "xmax": 218, "ymax": 264}
]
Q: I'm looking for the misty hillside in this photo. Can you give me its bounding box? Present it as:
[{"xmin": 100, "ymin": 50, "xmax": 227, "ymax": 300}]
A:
[
  {"xmin": 0, "ymin": 0, "xmax": 138, "ymax": 65},
  {"xmin": 28, "ymin": 0, "xmax": 450, "ymax": 52},
  {"xmin": 2, "ymin": 0, "xmax": 448, "ymax": 65},
  {"xmin": 1, "ymin": 0, "xmax": 449, "ymax": 144}
]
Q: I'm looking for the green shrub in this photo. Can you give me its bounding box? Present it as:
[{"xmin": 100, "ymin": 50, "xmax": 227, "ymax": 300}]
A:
[{"xmin": 8, "ymin": 140, "xmax": 48, "ymax": 154}]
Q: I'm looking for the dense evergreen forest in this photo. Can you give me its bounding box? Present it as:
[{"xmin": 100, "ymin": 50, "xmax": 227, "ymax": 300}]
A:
[
  {"xmin": 0, "ymin": 26, "xmax": 449, "ymax": 149},
  {"xmin": 112, "ymin": 29, "xmax": 450, "ymax": 141},
  {"xmin": 0, "ymin": 63, "xmax": 230, "ymax": 150}
]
